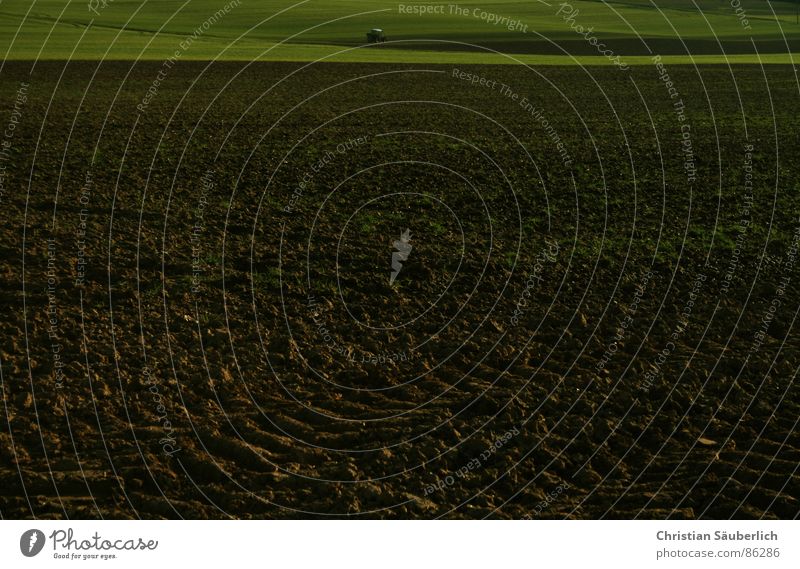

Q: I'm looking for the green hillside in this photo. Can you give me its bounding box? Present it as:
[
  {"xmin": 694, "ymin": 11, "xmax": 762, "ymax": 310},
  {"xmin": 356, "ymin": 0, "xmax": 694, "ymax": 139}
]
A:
[{"xmin": 1, "ymin": 0, "xmax": 799, "ymax": 63}]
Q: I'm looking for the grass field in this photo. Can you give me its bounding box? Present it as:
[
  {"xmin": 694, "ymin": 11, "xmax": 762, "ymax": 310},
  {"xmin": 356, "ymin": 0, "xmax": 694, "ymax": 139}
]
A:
[
  {"xmin": 1, "ymin": 0, "xmax": 800, "ymax": 64},
  {"xmin": 1, "ymin": 2, "xmax": 799, "ymax": 521}
]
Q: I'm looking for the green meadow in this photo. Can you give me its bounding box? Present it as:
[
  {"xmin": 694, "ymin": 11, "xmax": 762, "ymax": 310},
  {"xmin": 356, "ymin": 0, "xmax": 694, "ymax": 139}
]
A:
[{"xmin": 1, "ymin": 0, "xmax": 799, "ymax": 64}]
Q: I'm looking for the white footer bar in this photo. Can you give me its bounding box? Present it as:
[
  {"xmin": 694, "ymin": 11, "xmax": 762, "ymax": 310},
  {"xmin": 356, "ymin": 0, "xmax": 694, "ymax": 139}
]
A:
[{"xmin": 1, "ymin": 521, "xmax": 797, "ymax": 567}]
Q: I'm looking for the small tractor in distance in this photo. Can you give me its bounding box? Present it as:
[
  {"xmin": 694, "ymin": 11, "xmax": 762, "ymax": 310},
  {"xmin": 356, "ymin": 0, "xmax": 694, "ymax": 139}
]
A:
[{"xmin": 366, "ymin": 28, "xmax": 386, "ymax": 43}]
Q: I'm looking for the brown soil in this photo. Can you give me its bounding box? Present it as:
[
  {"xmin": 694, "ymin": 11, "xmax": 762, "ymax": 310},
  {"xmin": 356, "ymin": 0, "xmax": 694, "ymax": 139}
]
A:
[{"xmin": 0, "ymin": 61, "xmax": 798, "ymax": 519}]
